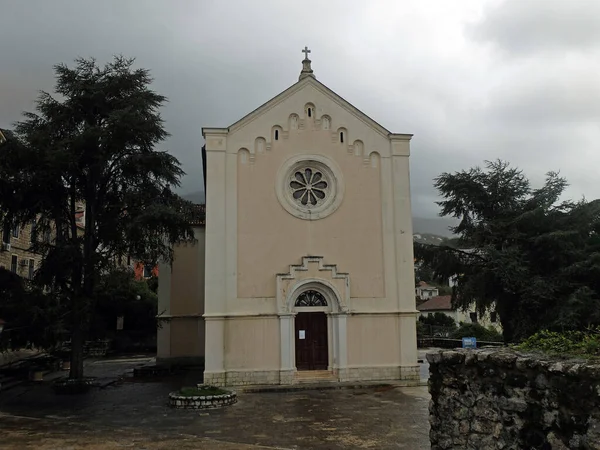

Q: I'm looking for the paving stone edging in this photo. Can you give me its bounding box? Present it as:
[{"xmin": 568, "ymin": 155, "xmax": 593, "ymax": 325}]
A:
[{"xmin": 168, "ymin": 387, "xmax": 237, "ymax": 409}]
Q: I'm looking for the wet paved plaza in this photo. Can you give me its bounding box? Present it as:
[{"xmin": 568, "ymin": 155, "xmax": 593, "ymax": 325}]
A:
[{"xmin": 0, "ymin": 358, "xmax": 431, "ymax": 449}]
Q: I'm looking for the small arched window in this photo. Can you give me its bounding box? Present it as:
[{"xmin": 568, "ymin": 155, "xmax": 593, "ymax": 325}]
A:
[
  {"xmin": 275, "ymin": 129, "xmax": 279, "ymax": 140},
  {"xmin": 340, "ymin": 131, "xmax": 344, "ymax": 143},
  {"xmin": 307, "ymin": 108, "xmax": 312, "ymax": 118}
]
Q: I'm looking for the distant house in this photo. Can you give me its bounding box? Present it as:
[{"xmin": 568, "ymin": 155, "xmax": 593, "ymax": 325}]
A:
[
  {"xmin": 417, "ymin": 294, "xmax": 501, "ymax": 330},
  {"xmin": 415, "ymin": 281, "xmax": 439, "ymax": 300},
  {"xmin": 134, "ymin": 261, "xmax": 158, "ymax": 280}
]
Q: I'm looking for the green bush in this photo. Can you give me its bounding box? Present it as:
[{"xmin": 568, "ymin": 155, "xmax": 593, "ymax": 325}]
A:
[
  {"xmin": 451, "ymin": 323, "xmax": 503, "ymax": 342},
  {"xmin": 419, "ymin": 312, "xmax": 457, "ymax": 329},
  {"xmin": 517, "ymin": 329, "xmax": 600, "ymax": 357},
  {"xmin": 179, "ymin": 386, "xmax": 227, "ymax": 397}
]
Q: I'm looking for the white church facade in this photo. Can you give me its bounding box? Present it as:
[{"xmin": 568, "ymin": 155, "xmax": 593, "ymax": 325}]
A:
[{"xmin": 157, "ymin": 49, "xmax": 419, "ymax": 386}]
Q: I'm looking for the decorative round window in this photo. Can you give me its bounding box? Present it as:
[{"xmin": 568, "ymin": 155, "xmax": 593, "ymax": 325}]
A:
[
  {"xmin": 290, "ymin": 167, "xmax": 329, "ymax": 207},
  {"xmin": 276, "ymin": 155, "xmax": 344, "ymax": 220}
]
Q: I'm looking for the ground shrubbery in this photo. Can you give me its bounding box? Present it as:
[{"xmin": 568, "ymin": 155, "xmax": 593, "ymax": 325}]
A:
[
  {"xmin": 179, "ymin": 386, "xmax": 227, "ymax": 397},
  {"xmin": 517, "ymin": 328, "xmax": 600, "ymax": 358},
  {"xmin": 450, "ymin": 323, "xmax": 503, "ymax": 342}
]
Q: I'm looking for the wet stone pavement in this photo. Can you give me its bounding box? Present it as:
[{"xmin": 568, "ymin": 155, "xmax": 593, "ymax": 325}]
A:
[{"xmin": 0, "ymin": 357, "xmax": 431, "ymax": 449}]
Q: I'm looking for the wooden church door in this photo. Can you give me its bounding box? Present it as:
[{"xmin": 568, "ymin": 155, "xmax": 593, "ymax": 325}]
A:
[{"xmin": 295, "ymin": 312, "xmax": 328, "ymax": 370}]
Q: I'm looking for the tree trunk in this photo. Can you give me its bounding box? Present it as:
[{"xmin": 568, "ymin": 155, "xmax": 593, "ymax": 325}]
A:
[
  {"xmin": 69, "ymin": 314, "xmax": 85, "ymax": 379},
  {"xmin": 497, "ymin": 296, "xmax": 516, "ymax": 344}
]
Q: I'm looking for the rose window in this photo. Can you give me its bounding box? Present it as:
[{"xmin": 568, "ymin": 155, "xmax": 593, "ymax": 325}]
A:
[
  {"xmin": 290, "ymin": 168, "xmax": 328, "ymax": 207},
  {"xmin": 276, "ymin": 155, "xmax": 344, "ymax": 220}
]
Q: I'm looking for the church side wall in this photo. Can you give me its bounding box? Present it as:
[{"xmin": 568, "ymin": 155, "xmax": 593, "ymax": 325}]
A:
[{"xmin": 157, "ymin": 226, "xmax": 206, "ymax": 365}]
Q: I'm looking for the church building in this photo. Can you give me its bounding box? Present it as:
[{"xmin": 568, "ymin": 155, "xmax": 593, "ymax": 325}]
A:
[{"xmin": 157, "ymin": 49, "xmax": 419, "ymax": 386}]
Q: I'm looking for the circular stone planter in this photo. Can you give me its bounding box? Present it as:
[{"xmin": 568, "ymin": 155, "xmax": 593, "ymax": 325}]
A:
[
  {"xmin": 52, "ymin": 377, "xmax": 95, "ymax": 395},
  {"xmin": 169, "ymin": 385, "xmax": 237, "ymax": 409}
]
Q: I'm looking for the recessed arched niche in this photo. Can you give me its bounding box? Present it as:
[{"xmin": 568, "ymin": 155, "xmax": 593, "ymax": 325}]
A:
[
  {"xmin": 321, "ymin": 115, "xmax": 331, "ymax": 130},
  {"xmin": 369, "ymin": 151, "xmax": 380, "ymax": 168},
  {"xmin": 289, "ymin": 114, "xmax": 299, "ymax": 130},
  {"xmin": 353, "ymin": 140, "xmax": 363, "ymax": 156},
  {"xmin": 255, "ymin": 137, "xmax": 266, "ymax": 154},
  {"xmin": 305, "ymin": 103, "xmax": 315, "ymax": 120},
  {"xmin": 272, "ymin": 126, "xmax": 283, "ymax": 143},
  {"xmin": 238, "ymin": 148, "xmax": 251, "ymax": 165}
]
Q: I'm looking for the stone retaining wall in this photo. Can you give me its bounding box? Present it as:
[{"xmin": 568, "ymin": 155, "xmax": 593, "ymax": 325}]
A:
[{"xmin": 427, "ymin": 348, "xmax": 600, "ymax": 449}]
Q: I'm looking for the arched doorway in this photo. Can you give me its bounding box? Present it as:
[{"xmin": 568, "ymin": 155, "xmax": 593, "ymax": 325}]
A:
[{"xmin": 294, "ymin": 290, "xmax": 329, "ymax": 370}]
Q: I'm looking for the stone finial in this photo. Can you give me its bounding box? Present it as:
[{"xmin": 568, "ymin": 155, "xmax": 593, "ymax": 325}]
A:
[{"xmin": 299, "ymin": 46, "xmax": 315, "ymax": 80}]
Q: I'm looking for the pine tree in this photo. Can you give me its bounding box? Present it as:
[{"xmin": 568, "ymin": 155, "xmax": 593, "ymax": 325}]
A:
[
  {"xmin": 0, "ymin": 57, "xmax": 194, "ymax": 380},
  {"xmin": 415, "ymin": 160, "xmax": 600, "ymax": 342}
]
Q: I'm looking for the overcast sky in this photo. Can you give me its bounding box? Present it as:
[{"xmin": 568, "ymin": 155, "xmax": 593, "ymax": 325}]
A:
[{"xmin": 1, "ymin": 0, "xmax": 599, "ymax": 218}]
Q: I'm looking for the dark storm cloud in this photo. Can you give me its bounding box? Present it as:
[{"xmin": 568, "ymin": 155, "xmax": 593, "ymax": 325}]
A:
[{"xmin": 1, "ymin": 0, "xmax": 600, "ymax": 221}]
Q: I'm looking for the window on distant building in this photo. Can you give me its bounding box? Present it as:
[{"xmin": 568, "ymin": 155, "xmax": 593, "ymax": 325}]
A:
[
  {"xmin": 143, "ymin": 264, "xmax": 153, "ymax": 278},
  {"xmin": 1, "ymin": 222, "xmax": 9, "ymax": 244},
  {"xmin": 31, "ymin": 218, "xmax": 36, "ymax": 243},
  {"xmin": 12, "ymin": 222, "xmax": 19, "ymax": 238},
  {"xmin": 469, "ymin": 312, "xmax": 478, "ymax": 323},
  {"xmin": 28, "ymin": 259, "xmax": 34, "ymax": 279},
  {"xmin": 10, "ymin": 255, "xmax": 17, "ymax": 273},
  {"xmin": 490, "ymin": 312, "xmax": 497, "ymax": 323}
]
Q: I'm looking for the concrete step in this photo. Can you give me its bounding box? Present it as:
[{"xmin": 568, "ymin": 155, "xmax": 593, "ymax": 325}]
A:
[
  {"xmin": 241, "ymin": 380, "xmax": 418, "ymax": 393},
  {"xmin": 295, "ymin": 370, "xmax": 337, "ymax": 384}
]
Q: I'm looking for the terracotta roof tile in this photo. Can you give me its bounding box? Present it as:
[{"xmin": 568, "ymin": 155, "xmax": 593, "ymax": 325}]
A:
[{"xmin": 417, "ymin": 295, "xmax": 453, "ymax": 311}]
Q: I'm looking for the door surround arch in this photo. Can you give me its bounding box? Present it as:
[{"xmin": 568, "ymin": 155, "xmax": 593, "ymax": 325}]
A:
[{"xmin": 277, "ymin": 260, "xmax": 349, "ymax": 381}]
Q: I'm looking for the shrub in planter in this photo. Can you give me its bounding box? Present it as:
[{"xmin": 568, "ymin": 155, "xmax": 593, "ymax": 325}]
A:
[{"xmin": 179, "ymin": 385, "xmax": 227, "ymax": 396}]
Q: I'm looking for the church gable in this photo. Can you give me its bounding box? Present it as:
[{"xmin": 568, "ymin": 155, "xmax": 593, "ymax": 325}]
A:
[
  {"xmin": 223, "ymin": 58, "xmax": 410, "ymax": 166},
  {"xmin": 225, "ymin": 56, "xmax": 392, "ymax": 300}
]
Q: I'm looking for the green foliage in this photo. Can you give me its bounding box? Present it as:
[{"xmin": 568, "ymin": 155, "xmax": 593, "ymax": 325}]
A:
[
  {"xmin": 414, "ymin": 264, "xmax": 433, "ymax": 284},
  {"xmin": 517, "ymin": 329, "xmax": 600, "ymax": 357},
  {"xmin": 419, "ymin": 312, "xmax": 457, "ymax": 329},
  {"xmin": 91, "ymin": 268, "xmax": 158, "ymax": 340},
  {"xmin": 0, "ymin": 268, "xmax": 66, "ymax": 351},
  {"xmin": 179, "ymin": 386, "xmax": 227, "ymax": 397},
  {"xmin": 146, "ymin": 275, "xmax": 159, "ymax": 294},
  {"xmin": 0, "ymin": 56, "xmax": 195, "ymax": 378},
  {"xmin": 415, "ymin": 160, "xmax": 600, "ymax": 342},
  {"xmin": 437, "ymin": 285, "xmax": 453, "ymax": 296},
  {"xmin": 451, "ymin": 323, "xmax": 503, "ymax": 342},
  {"xmin": 416, "ymin": 321, "xmax": 428, "ymax": 336}
]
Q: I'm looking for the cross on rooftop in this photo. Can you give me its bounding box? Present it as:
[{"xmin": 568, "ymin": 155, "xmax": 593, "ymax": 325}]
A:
[{"xmin": 302, "ymin": 46, "xmax": 311, "ymax": 60}]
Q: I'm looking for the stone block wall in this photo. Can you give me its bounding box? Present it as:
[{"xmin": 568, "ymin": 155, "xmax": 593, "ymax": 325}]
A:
[
  {"xmin": 428, "ymin": 348, "xmax": 600, "ymax": 449},
  {"xmin": 339, "ymin": 365, "xmax": 420, "ymax": 383}
]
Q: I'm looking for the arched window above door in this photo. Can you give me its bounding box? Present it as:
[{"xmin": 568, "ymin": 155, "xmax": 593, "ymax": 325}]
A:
[{"xmin": 295, "ymin": 290, "xmax": 327, "ymax": 307}]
